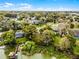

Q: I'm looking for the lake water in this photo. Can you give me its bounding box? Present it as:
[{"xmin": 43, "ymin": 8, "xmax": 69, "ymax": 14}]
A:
[
  {"xmin": 0, "ymin": 46, "xmax": 6, "ymax": 59},
  {"xmin": 0, "ymin": 46, "xmax": 56, "ymax": 59},
  {"xmin": 17, "ymin": 52, "xmax": 56, "ymax": 59}
]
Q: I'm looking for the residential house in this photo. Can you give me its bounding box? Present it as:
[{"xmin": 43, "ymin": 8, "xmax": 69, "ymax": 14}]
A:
[
  {"xmin": 24, "ymin": 16, "xmax": 42, "ymax": 24},
  {"xmin": 52, "ymin": 23, "xmax": 69, "ymax": 36},
  {"xmin": 5, "ymin": 13, "xmax": 18, "ymax": 21},
  {"xmin": 69, "ymin": 29, "xmax": 79, "ymax": 38},
  {"xmin": 15, "ymin": 31, "xmax": 24, "ymax": 38}
]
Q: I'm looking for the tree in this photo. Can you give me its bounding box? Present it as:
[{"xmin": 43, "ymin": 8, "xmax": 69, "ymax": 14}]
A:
[
  {"xmin": 39, "ymin": 17, "xmax": 46, "ymax": 23},
  {"xmin": 1, "ymin": 30, "xmax": 15, "ymax": 45},
  {"xmin": 46, "ymin": 13, "xmax": 54, "ymax": 22},
  {"xmin": 18, "ymin": 17, "xmax": 23, "ymax": 21},
  {"xmin": 73, "ymin": 46, "xmax": 79, "ymax": 55},
  {"xmin": 35, "ymin": 13, "xmax": 41, "ymax": 20},
  {"xmin": 41, "ymin": 30, "xmax": 54, "ymax": 45},
  {"xmin": 0, "ymin": 15, "xmax": 4, "ymax": 22},
  {"xmin": 39, "ymin": 25, "xmax": 52, "ymax": 33},
  {"xmin": 73, "ymin": 39, "xmax": 79, "ymax": 55},
  {"xmin": 23, "ymin": 25, "xmax": 37, "ymax": 40},
  {"xmin": 70, "ymin": 23, "xmax": 74, "ymax": 28},
  {"xmin": 74, "ymin": 16, "xmax": 79, "ymax": 22},
  {"xmin": 19, "ymin": 13, "xmax": 29, "ymax": 19},
  {"xmin": 21, "ymin": 41, "xmax": 36, "ymax": 53},
  {"xmin": 32, "ymin": 33, "xmax": 42, "ymax": 44},
  {"xmin": 16, "ymin": 37, "xmax": 28, "ymax": 45},
  {"xmin": 54, "ymin": 36, "xmax": 71, "ymax": 51},
  {"xmin": 67, "ymin": 35, "xmax": 76, "ymax": 44},
  {"xmin": 32, "ymin": 30, "xmax": 54, "ymax": 45},
  {"xmin": 0, "ymin": 20, "xmax": 11, "ymax": 31}
]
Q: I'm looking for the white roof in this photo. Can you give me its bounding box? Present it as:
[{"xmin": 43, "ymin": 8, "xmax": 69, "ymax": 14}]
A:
[{"xmin": 0, "ymin": 32, "xmax": 4, "ymax": 36}]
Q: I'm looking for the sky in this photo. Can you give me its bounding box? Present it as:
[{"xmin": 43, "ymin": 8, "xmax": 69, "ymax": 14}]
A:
[{"xmin": 0, "ymin": 0, "xmax": 79, "ymax": 11}]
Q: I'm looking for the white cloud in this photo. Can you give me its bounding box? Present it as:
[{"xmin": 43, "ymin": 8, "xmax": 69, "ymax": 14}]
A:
[
  {"xmin": 17, "ymin": 3, "xmax": 32, "ymax": 11},
  {"xmin": 20, "ymin": 3, "xmax": 31, "ymax": 6},
  {"xmin": 56, "ymin": 7, "xmax": 74, "ymax": 11},
  {"xmin": 0, "ymin": 2, "xmax": 14, "ymax": 7},
  {"xmin": 32, "ymin": 7, "xmax": 73, "ymax": 11},
  {"xmin": 5, "ymin": 3, "xmax": 14, "ymax": 6},
  {"xmin": 0, "ymin": 2, "xmax": 78, "ymax": 11},
  {"xmin": 33, "ymin": 7, "xmax": 52, "ymax": 11}
]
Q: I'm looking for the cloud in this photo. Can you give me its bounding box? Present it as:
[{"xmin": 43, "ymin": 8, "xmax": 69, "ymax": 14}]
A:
[
  {"xmin": 31, "ymin": 7, "xmax": 73, "ymax": 11},
  {"xmin": 0, "ymin": 2, "xmax": 78, "ymax": 11},
  {"xmin": 33, "ymin": 7, "xmax": 52, "ymax": 11},
  {"xmin": 0, "ymin": 2, "xmax": 32, "ymax": 11},
  {"xmin": 18, "ymin": 3, "xmax": 32, "ymax": 11},
  {"xmin": 20, "ymin": 3, "xmax": 31, "ymax": 6},
  {"xmin": 0, "ymin": 2, "xmax": 14, "ymax": 7}
]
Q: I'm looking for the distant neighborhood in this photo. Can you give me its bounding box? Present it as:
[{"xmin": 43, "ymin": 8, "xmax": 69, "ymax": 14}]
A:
[{"xmin": 0, "ymin": 11, "xmax": 79, "ymax": 59}]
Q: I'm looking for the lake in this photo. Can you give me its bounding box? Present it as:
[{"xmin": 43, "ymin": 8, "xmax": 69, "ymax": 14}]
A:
[
  {"xmin": 17, "ymin": 52, "xmax": 56, "ymax": 59},
  {"xmin": 0, "ymin": 46, "xmax": 56, "ymax": 59},
  {"xmin": 0, "ymin": 46, "xmax": 6, "ymax": 59}
]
